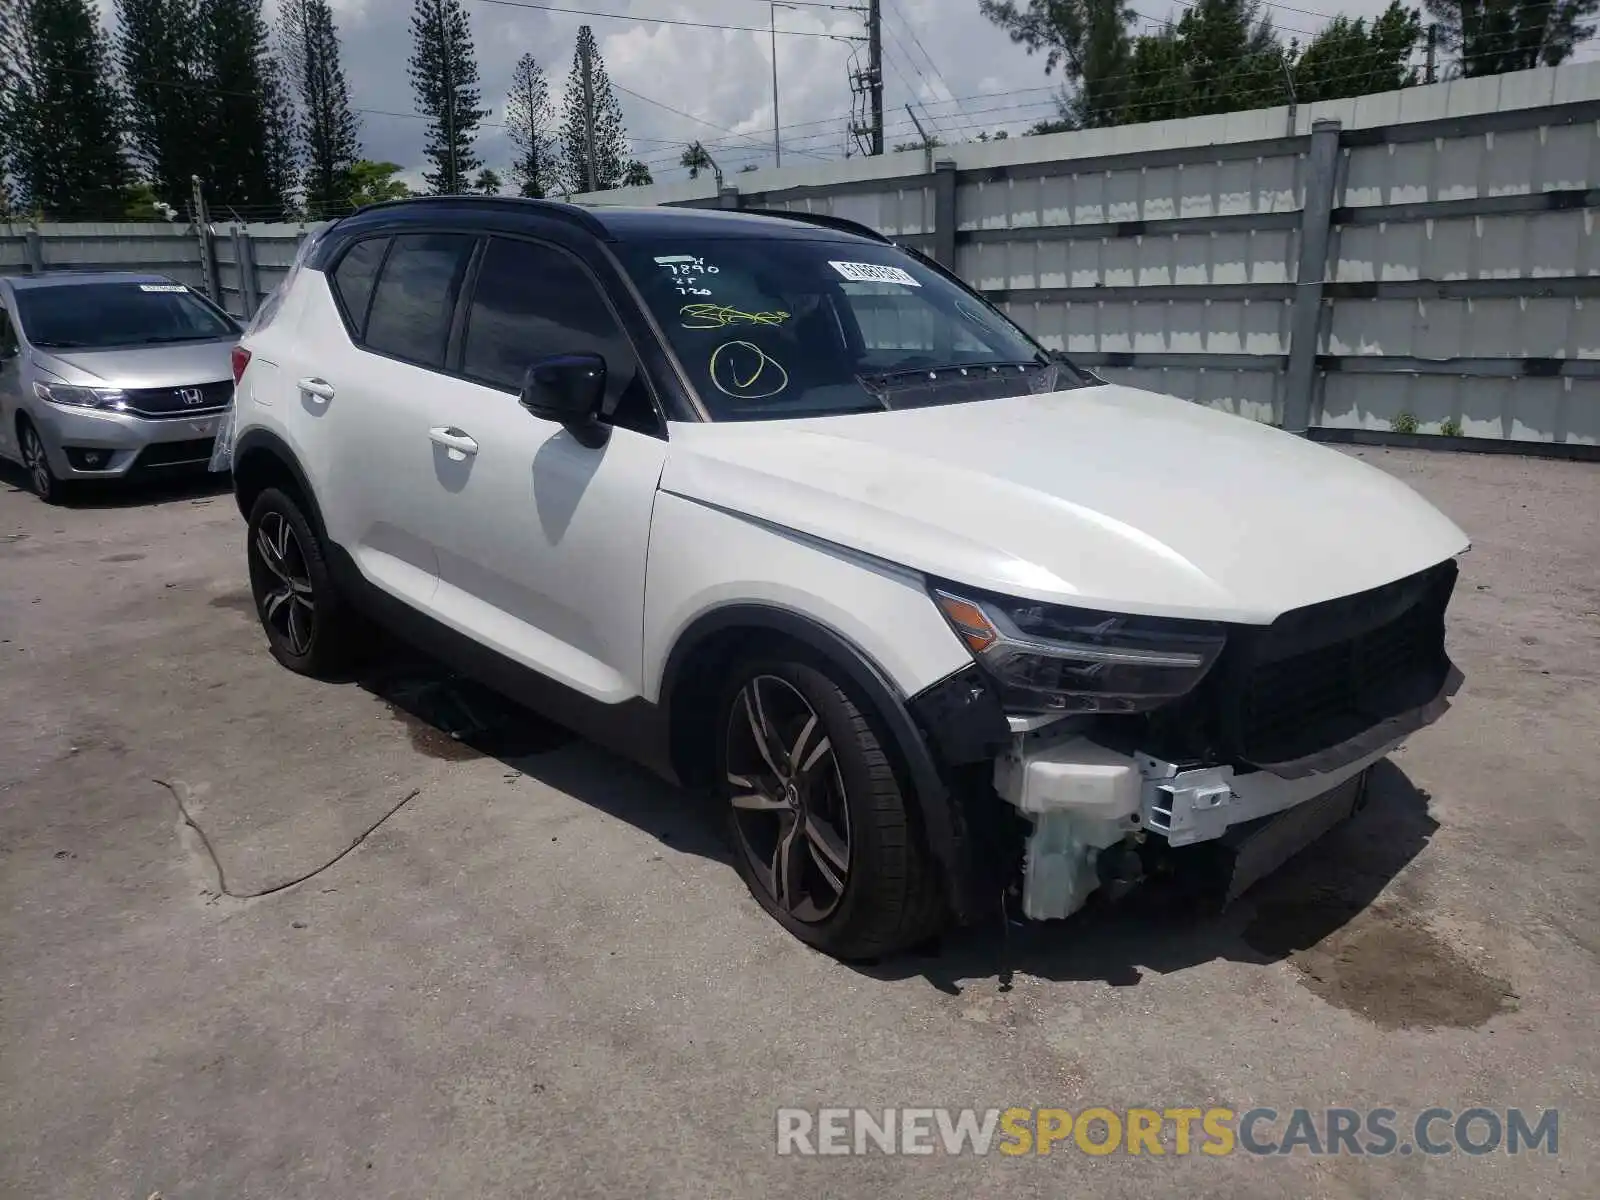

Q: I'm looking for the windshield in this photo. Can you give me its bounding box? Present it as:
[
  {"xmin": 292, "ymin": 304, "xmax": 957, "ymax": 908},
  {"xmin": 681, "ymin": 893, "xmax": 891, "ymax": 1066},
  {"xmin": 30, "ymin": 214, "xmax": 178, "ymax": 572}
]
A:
[
  {"xmin": 15, "ymin": 282, "xmax": 238, "ymax": 349},
  {"xmin": 616, "ymin": 236, "xmax": 1090, "ymax": 420}
]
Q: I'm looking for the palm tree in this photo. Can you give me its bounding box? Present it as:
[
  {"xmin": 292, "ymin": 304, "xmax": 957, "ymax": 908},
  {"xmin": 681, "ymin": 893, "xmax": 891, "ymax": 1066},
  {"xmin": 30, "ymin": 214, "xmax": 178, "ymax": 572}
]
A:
[{"xmin": 680, "ymin": 140, "xmax": 713, "ymax": 179}]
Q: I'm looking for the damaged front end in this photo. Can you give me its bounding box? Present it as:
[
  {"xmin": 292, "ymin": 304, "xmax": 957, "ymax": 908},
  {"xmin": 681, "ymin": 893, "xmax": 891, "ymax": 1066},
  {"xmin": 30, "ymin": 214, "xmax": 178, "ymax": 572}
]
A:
[{"xmin": 917, "ymin": 559, "xmax": 1462, "ymax": 922}]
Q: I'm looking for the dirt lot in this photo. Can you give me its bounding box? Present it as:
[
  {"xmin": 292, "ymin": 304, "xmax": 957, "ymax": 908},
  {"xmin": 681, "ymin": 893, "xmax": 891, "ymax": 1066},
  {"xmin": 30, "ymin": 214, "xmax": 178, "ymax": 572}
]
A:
[{"xmin": 1, "ymin": 447, "xmax": 1597, "ymax": 1199}]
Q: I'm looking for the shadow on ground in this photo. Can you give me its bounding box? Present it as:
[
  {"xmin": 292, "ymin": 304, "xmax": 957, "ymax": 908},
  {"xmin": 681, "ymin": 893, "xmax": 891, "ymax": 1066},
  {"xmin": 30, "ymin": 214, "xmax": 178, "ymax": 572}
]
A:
[
  {"xmin": 337, "ymin": 639, "xmax": 1483, "ymax": 1021},
  {"xmin": 0, "ymin": 460, "xmax": 232, "ymax": 508}
]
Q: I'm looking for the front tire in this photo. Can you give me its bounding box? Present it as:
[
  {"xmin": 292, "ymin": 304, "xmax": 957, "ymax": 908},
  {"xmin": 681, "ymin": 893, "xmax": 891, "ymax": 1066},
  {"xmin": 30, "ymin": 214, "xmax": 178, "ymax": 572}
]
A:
[
  {"xmin": 718, "ymin": 657, "xmax": 945, "ymax": 959},
  {"xmin": 246, "ymin": 487, "xmax": 358, "ymax": 676},
  {"xmin": 18, "ymin": 419, "xmax": 66, "ymax": 505}
]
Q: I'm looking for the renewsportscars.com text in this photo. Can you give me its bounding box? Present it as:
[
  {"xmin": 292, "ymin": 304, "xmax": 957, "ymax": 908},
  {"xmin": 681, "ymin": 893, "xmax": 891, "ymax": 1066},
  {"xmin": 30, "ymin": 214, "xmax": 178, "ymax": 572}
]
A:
[{"xmin": 775, "ymin": 1106, "xmax": 1559, "ymax": 1157}]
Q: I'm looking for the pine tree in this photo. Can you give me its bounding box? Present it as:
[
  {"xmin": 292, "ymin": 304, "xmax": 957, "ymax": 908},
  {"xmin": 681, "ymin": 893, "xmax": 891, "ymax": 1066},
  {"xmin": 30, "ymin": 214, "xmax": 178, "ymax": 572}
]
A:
[
  {"xmin": 117, "ymin": 0, "xmax": 206, "ymax": 211},
  {"xmin": 8, "ymin": 0, "xmax": 129, "ymax": 218},
  {"xmin": 472, "ymin": 167, "xmax": 501, "ymax": 194},
  {"xmin": 1424, "ymin": 0, "xmax": 1598, "ymax": 75},
  {"xmin": 559, "ymin": 25, "xmax": 628, "ymax": 193},
  {"xmin": 279, "ymin": 0, "xmax": 360, "ymax": 217},
  {"xmin": 621, "ymin": 160, "xmax": 652, "ymax": 187},
  {"xmin": 0, "ymin": 0, "xmax": 24, "ymax": 214},
  {"xmin": 196, "ymin": 0, "xmax": 294, "ymax": 218},
  {"xmin": 504, "ymin": 52, "xmax": 554, "ymax": 199},
  {"xmin": 407, "ymin": 0, "xmax": 485, "ymax": 195}
]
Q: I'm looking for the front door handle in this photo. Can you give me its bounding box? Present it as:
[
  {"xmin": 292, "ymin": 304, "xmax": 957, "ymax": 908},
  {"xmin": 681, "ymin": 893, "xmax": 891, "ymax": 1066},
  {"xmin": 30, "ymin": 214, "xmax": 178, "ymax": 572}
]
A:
[
  {"xmin": 428, "ymin": 426, "xmax": 479, "ymax": 457},
  {"xmin": 298, "ymin": 377, "xmax": 336, "ymax": 402}
]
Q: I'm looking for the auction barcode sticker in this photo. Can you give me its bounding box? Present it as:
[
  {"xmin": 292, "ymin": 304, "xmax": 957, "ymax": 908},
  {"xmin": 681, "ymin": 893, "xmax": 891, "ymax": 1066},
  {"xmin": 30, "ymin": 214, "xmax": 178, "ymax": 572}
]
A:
[
  {"xmin": 829, "ymin": 261, "xmax": 921, "ymax": 287},
  {"xmin": 138, "ymin": 284, "xmax": 188, "ymax": 293}
]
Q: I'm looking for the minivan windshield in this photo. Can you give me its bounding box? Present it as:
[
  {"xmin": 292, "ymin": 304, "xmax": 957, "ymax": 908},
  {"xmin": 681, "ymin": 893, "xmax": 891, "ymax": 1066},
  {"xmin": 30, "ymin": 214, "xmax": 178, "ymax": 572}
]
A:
[
  {"xmin": 616, "ymin": 237, "xmax": 1090, "ymax": 420},
  {"xmin": 15, "ymin": 281, "xmax": 238, "ymax": 349}
]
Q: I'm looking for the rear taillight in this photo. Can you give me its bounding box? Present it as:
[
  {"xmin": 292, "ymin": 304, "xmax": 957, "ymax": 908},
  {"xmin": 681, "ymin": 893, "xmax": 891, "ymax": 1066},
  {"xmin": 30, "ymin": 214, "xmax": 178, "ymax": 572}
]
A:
[{"xmin": 231, "ymin": 345, "xmax": 252, "ymax": 385}]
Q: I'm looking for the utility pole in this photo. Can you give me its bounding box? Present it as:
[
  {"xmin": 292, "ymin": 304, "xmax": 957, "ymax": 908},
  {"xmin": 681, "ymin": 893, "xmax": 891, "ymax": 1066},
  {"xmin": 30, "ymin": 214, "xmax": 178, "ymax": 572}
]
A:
[
  {"xmin": 848, "ymin": 0, "xmax": 884, "ymax": 155},
  {"xmin": 1425, "ymin": 24, "xmax": 1437, "ymax": 85},
  {"xmin": 867, "ymin": 0, "xmax": 883, "ymax": 155},
  {"xmin": 580, "ymin": 33, "xmax": 597, "ymax": 193},
  {"xmin": 771, "ymin": 3, "xmax": 782, "ymax": 167}
]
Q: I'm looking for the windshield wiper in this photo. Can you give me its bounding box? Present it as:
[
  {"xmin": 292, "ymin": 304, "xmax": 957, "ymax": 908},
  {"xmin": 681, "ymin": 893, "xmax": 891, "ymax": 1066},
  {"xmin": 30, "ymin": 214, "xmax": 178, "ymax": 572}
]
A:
[
  {"xmin": 29, "ymin": 339, "xmax": 93, "ymax": 348},
  {"xmin": 132, "ymin": 334, "xmax": 219, "ymax": 344}
]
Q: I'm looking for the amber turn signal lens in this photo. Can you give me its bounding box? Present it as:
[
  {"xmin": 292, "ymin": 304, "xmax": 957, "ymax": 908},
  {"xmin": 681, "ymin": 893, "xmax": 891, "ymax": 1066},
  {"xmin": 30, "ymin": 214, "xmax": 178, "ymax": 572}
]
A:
[{"xmin": 933, "ymin": 590, "xmax": 999, "ymax": 653}]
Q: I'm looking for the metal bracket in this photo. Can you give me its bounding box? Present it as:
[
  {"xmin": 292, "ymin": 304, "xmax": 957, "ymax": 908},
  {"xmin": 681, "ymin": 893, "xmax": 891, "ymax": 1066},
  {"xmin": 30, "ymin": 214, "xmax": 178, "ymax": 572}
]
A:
[{"xmin": 1135, "ymin": 754, "xmax": 1236, "ymax": 847}]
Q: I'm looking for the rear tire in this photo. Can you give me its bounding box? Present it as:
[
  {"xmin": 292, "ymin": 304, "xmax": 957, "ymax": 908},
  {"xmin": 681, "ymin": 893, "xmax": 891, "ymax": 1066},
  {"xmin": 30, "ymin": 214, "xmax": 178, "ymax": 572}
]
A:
[
  {"xmin": 246, "ymin": 486, "xmax": 360, "ymax": 676},
  {"xmin": 717, "ymin": 655, "xmax": 946, "ymax": 959}
]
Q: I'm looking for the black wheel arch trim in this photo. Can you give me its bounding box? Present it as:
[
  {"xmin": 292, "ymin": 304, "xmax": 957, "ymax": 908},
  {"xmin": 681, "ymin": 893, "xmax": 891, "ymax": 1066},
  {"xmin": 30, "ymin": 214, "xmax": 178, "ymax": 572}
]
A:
[
  {"xmin": 660, "ymin": 603, "xmax": 988, "ymax": 923},
  {"xmin": 231, "ymin": 428, "xmax": 329, "ymax": 537}
]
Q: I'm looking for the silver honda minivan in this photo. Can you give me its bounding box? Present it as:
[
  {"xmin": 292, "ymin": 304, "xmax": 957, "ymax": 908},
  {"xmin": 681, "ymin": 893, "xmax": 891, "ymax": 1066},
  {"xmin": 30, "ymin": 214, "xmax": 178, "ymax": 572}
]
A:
[{"xmin": 0, "ymin": 271, "xmax": 240, "ymax": 502}]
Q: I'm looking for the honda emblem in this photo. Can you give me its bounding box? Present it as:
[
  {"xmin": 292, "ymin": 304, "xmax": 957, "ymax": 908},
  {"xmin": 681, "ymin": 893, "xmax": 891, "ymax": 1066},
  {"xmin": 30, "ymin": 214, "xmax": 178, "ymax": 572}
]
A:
[{"xmin": 179, "ymin": 387, "xmax": 205, "ymax": 406}]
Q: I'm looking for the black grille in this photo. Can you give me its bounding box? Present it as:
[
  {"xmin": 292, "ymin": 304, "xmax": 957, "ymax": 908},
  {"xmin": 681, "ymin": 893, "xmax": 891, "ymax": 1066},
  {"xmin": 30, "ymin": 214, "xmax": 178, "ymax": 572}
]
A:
[
  {"xmin": 134, "ymin": 438, "xmax": 215, "ymax": 468},
  {"xmin": 1215, "ymin": 560, "xmax": 1458, "ymax": 771},
  {"xmin": 120, "ymin": 379, "xmax": 232, "ymax": 418}
]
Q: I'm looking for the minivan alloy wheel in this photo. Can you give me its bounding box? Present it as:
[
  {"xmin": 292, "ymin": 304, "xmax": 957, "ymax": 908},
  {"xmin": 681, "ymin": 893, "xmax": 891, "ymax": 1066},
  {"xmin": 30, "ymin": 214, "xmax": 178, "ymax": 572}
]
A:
[
  {"xmin": 253, "ymin": 511, "xmax": 316, "ymax": 656},
  {"xmin": 725, "ymin": 674, "xmax": 853, "ymax": 922}
]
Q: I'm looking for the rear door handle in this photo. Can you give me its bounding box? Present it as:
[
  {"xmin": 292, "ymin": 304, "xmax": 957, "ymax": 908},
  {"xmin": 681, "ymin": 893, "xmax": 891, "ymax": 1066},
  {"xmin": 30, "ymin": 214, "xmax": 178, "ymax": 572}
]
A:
[
  {"xmin": 297, "ymin": 377, "xmax": 336, "ymax": 401},
  {"xmin": 428, "ymin": 426, "xmax": 479, "ymax": 457}
]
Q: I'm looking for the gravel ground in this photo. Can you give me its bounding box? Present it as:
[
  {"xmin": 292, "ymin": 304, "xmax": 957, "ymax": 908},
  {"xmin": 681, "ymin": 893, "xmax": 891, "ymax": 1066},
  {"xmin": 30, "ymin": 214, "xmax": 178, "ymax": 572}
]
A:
[{"xmin": 1, "ymin": 447, "xmax": 1596, "ymax": 1199}]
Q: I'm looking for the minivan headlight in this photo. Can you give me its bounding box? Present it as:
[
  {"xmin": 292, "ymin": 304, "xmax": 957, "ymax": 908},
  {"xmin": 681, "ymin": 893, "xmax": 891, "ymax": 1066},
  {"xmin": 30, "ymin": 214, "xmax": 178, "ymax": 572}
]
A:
[
  {"xmin": 932, "ymin": 586, "xmax": 1226, "ymax": 715},
  {"xmin": 33, "ymin": 381, "xmax": 129, "ymax": 410}
]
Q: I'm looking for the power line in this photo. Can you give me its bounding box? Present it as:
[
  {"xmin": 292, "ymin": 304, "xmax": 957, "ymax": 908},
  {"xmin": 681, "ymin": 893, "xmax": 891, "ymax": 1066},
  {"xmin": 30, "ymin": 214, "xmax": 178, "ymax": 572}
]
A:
[
  {"xmin": 884, "ymin": 0, "xmax": 966, "ymax": 119},
  {"xmin": 465, "ymin": 0, "xmax": 866, "ymax": 39},
  {"xmin": 612, "ymin": 81, "xmax": 837, "ymax": 163}
]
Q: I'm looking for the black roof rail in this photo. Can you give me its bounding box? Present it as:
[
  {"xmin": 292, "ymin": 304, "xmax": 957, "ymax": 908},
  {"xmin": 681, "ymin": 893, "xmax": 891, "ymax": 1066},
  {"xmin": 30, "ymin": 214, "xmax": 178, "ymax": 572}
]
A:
[
  {"xmin": 350, "ymin": 194, "xmax": 610, "ymax": 239},
  {"xmin": 738, "ymin": 207, "xmax": 890, "ymax": 244}
]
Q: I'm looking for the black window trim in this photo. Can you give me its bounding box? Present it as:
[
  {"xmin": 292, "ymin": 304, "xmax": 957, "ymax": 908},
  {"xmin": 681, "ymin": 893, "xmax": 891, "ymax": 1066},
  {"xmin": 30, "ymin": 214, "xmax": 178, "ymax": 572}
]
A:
[
  {"xmin": 326, "ymin": 232, "xmax": 395, "ymax": 343},
  {"xmin": 453, "ymin": 231, "xmax": 668, "ymax": 439},
  {"xmin": 322, "ymin": 222, "xmax": 670, "ymax": 440},
  {"xmin": 344, "ymin": 228, "xmax": 480, "ymax": 375}
]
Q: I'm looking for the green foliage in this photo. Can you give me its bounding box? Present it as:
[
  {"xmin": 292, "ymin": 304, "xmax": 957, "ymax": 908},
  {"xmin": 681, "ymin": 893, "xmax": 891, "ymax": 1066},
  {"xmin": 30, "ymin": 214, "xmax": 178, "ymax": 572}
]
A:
[
  {"xmin": 1391, "ymin": 411, "xmax": 1420, "ymax": 434},
  {"xmin": 116, "ymin": 0, "xmax": 205, "ymax": 210},
  {"xmin": 122, "ymin": 179, "xmax": 179, "ymax": 219},
  {"xmin": 979, "ymin": 0, "xmax": 1134, "ymax": 128},
  {"xmin": 345, "ymin": 159, "xmax": 411, "ymax": 207},
  {"xmin": 680, "ymin": 140, "xmax": 714, "ymax": 179},
  {"xmin": 197, "ymin": 0, "xmax": 297, "ymax": 219},
  {"xmin": 505, "ymin": 52, "xmax": 555, "ymax": 199},
  {"xmin": 280, "ymin": 0, "xmax": 361, "ymax": 217},
  {"xmin": 1293, "ymin": 4, "xmax": 1422, "ymax": 104},
  {"xmin": 472, "ymin": 167, "xmax": 500, "ymax": 195},
  {"xmin": 559, "ymin": 24, "xmax": 629, "ymax": 192},
  {"xmin": 1425, "ymin": 0, "xmax": 1599, "ymax": 76},
  {"xmin": 1438, "ymin": 416, "xmax": 1463, "ymax": 437},
  {"xmin": 407, "ymin": 0, "xmax": 485, "ymax": 195},
  {"xmin": 993, "ymin": 0, "xmax": 1585, "ymax": 132},
  {"xmin": 622, "ymin": 160, "xmax": 653, "ymax": 187},
  {"xmin": 7, "ymin": 0, "xmax": 128, "ymax": 218}
]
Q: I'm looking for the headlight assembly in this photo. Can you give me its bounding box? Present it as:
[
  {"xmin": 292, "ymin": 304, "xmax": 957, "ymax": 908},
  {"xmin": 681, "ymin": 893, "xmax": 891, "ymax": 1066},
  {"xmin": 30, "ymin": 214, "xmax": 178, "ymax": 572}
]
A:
[
  {"xmin": 33, "ymin": 381, "xmax": 130, "ymax": 410},
  {"xmin": 932, "ymin": 585, "xmax": 1226, "ymax": 715}
]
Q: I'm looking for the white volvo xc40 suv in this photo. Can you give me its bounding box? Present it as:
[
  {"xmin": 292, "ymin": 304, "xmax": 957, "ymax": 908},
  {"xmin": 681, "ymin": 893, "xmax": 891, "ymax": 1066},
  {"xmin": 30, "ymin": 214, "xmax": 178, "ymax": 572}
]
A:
[{"xmin": 219, "ymin": 197, "xmax": 1468, "ymax": 959}]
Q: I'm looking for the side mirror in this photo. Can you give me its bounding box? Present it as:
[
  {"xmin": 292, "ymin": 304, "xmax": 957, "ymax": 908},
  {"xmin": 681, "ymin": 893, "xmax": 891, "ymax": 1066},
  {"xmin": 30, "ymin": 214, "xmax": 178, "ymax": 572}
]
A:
[{"xmin": 520, "ymin": 353, "xmax": 609, "ymax": 449}]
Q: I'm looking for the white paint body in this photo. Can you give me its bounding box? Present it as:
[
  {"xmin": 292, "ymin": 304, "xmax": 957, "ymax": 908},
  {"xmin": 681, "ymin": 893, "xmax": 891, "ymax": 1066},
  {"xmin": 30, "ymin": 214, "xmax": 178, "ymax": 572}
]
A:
[{"xmin": 236, "ymin": 266, "xmax": 1468, "ymax": 922}]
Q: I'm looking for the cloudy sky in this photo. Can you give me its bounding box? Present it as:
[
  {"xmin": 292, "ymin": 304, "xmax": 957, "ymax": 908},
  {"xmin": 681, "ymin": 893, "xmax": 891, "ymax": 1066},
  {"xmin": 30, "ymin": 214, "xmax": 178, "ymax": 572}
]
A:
[{"xmin": 108, "ymin": 0, "xmax": 1599, "ymax": 187}]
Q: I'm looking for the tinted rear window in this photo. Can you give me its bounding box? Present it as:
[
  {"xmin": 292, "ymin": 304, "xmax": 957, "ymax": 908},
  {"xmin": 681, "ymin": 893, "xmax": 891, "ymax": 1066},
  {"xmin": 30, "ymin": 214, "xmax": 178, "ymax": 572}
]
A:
[
  {"xmin": 332, "ymin": 237, "xmax": 388, "ymax": 337},
  {"xmin": 364, "ymin": 233, "xmax": 475, "ymax": 368}
]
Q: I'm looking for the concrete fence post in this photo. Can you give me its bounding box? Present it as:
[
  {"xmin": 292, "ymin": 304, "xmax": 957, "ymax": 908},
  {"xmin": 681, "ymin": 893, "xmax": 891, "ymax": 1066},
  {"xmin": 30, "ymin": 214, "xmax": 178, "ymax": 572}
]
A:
[
  {"xmin": 23, "ymin": 230, "xmax": 44, "ymax": 274},
  {"xmin": 233, "ymin": 226, "xmax": 260, "ymax": 319},
  {"xmin": 1282, "ymin": 118, "xmax": 1342, "ymax": 433},
  {"xmin": 932, "ymin": 158, "xmax": 958, "ymax": 267},
  {"xmin": 717, "ymin": 186, "xmax": 741, "ymax": 210}
]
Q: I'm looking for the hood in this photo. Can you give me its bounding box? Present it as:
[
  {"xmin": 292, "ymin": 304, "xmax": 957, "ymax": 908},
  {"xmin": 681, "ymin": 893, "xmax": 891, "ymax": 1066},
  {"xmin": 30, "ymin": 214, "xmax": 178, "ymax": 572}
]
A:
[
  {"xmin": 33, "ymin": 339, "xmax": 236, "ymax": 389},
  {"xmin": 661, "ymin": 385, "xmax": 1470, "ymax": 624}
]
